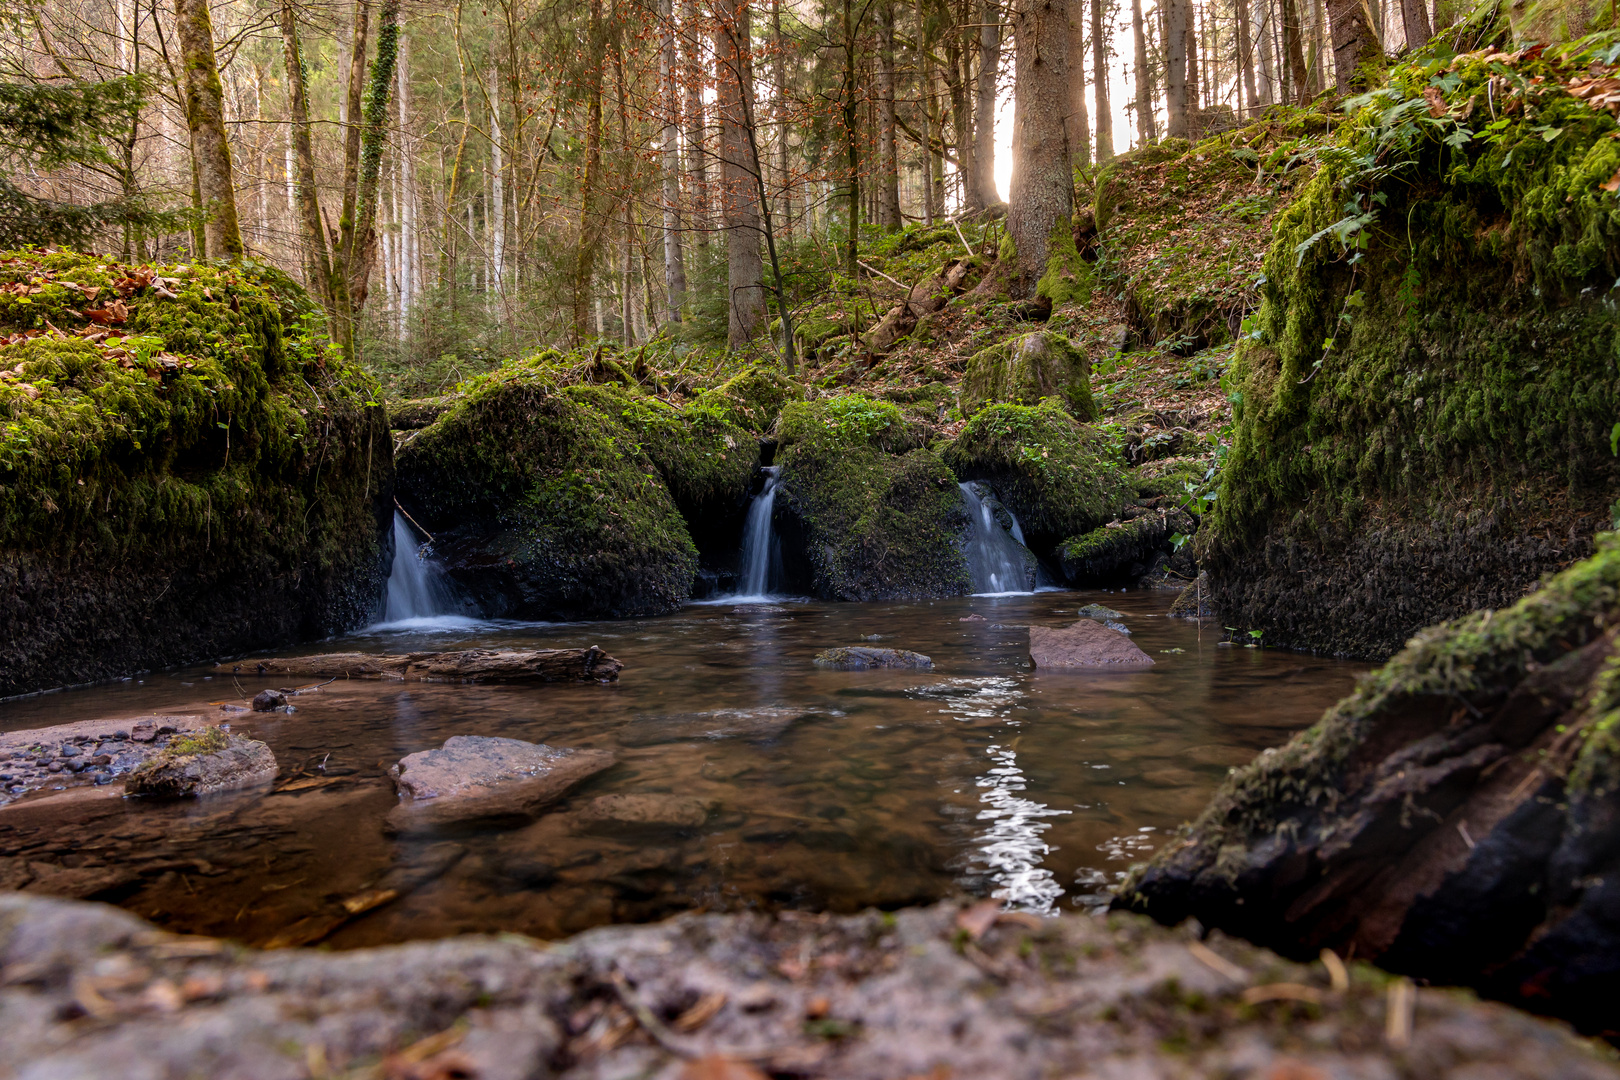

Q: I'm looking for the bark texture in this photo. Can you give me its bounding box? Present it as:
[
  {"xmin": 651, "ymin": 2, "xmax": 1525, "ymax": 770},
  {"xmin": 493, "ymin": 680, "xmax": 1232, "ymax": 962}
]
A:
[
  {"xmin": 715, "ymin": 0, "xmax": 764, "ymax": 346},
  {"xmin": 660, "ymin": 0, "xmax": 688, "ymax": 321},
  {"xmin": 877, "ymin": 1, "xmax": 901, "ymax": 229},
  {"xmin": 1164, "ymin": 0, "xmax": 1190, "ymax": 138},
  {"xmin": 1007, "ymin": 0, "xmax": 1073, "ymax": 296},
  {"xmin": 1131, "ymin": 0, "xmax": 1156, "ymax": 143},
  {"xmin": 1067, "ymin": 5, "xmax": 1092, "ymax": 166},
  {"xmin": 973, "ymin": 0, "xmax": 1001, "ymax": 207},
  {"xmin": 175, "ymin": 0, "xmax": 242, "ymax": 258},
  {"xmin": 1327, "ymin": 0, "xmax": 1382, "ymax": 91},
  {"xmin": 1091, "ymin": 0, "xmax": 1113, "ymax": 162}
]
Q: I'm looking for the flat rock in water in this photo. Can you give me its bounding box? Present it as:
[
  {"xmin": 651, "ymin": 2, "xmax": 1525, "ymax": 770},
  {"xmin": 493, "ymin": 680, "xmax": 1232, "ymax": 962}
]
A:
[
  {"xmin": 1029, "ymin": 622, "xmax": 1155, "ymax": 669},
  {"xmin": 617, "ymin": 706, "xmax": 814, "ymax": 746},
  {"xmin": 573, "ymin": 794, "xmax": 714, "ymax": 830},
  {"xmin": 1075, "ymin": 603, "xmax": 1125, "ymax": 619},
  {"xmin": 124, "ymin": 733, "xmax": 278, "ymax": 797},
  {"xmin": 218, "ymin": 646, "xmax": 622, "ymax": 684},
  {"xmin": 0, "ymin": 714, "xmax": 217, "ymax": 807},
  {"xmin": 0, "ymin": 894, "xmax": 1612, "ymax": 1080},
  {"xmin": 387, "ymin": 736, "xmax": 616, "ymax": 832},
  {"xmin": 813, "ymin": 646, "xmax": 934, "ymax": 670}
]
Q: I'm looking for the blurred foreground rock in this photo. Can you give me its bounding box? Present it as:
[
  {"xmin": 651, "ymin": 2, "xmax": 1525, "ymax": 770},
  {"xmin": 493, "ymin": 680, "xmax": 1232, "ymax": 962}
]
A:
[{"xmin": 0, "ymin": 894, "xmax": 1612, "ymax": 1079}]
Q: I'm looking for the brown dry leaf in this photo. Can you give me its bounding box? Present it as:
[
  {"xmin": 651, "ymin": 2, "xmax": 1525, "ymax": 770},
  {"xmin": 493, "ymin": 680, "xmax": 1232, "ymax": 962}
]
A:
[
  {"xmin": 1602, "ymin": 168, "xmax": 1620, "ymax": 193},
  {"xmin": 678, "ymin": 1056, "xmax": 769, "ymax": 1080},
  {"xmin": 1422, "ymin": 86, "xmax": 1447, "ymax": 118},
  {"xmin": 670, "ymin": 990, "xmax": 727, "ymax": 1033},
  {"xmin": 955, "ymin": 898, "xmax": 1000, "ymax": 942}
]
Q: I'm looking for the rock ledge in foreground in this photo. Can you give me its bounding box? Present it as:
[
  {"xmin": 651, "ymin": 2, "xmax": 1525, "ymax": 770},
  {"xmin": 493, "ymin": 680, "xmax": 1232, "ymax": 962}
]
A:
[
  {"xmin": 0, "ymin": 894, "xmax": 1611, "ymax": 1080},
  {"xmin": 1116, "ymin": 534, "xmax": 1620, "ymax": 1039},
  {"xmin": 387, "ymin": 735, "xmax": 616, "ymax": 832},
  {"xmin": 219, "ymin": 646, "xmax": 622, "ymax": 683}
]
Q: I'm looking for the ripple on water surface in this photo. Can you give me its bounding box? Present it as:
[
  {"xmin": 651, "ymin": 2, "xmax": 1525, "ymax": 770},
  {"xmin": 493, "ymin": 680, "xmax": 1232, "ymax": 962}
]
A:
[{"xmin": 0, "ymin": 590, "xmax": 1366, "ymax": 945}]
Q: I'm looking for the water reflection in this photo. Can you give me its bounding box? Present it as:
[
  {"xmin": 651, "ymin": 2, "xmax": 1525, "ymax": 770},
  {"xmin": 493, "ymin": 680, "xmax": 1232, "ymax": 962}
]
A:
[{"xmin": 972, "ymin": 743, "xmax": 1070, "ymax": 913}]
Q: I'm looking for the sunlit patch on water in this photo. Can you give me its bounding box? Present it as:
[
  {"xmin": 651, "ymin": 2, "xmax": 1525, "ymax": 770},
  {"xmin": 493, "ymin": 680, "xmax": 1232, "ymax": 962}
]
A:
[
  {"xmin": 971, "ymin": 744, "xmax": 1071, "ymax": 913},
  {"xmin": 911, "ymin": 676, "xmax": 1025, "ymax": 723}
]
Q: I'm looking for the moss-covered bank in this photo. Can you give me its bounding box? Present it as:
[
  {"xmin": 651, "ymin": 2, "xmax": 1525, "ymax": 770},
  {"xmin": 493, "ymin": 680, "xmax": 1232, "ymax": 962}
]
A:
[
  {"xmin": 0, "ymin": 251, "xmax": 392, "ymax": 697},
  {"xmin": 774, "ymin": 394, "xmax": 970, "ymax": 600},
  {"xmin": 1118, "ymin": 533, "xmax": 1620, "ymax": 1037},
  {"xmin": 393, "ymin": 357, "xmax": 789, "ymax": 617},
  {"xmin": 1205, "ymin": 43, "xmax": 1620, "ymax": 658}
]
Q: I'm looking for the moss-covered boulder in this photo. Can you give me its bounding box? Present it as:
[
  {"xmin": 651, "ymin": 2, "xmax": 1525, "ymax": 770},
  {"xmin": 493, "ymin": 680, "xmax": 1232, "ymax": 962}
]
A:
[
  {"xmin": 1117, "ymin": 534, "xmax": 1620, "ymax": 1037},
  {"xmin": 775, "ymin": 394, "xmax": 969, "ymax": 600},
  {"xmin": 1205, "ymin": 45, "xmax": 1620, "ymax": 659},
  {"xmin": 942, "ymin": 398, "xmax": 1132, "ymax": 555},
  {"xmin": 0, "ymin": 252, "xmax": 392, "ymax": 697},
  {"xmin": 959, "ymin": 331, "xmax": 1097, "ymax": 420},
  {"xmin": 394, "ymin": 365, "xmax": 708, "ymax": 620},
  {"xmin": 1058, "ymin": 507, "xmax": 1195, "ymax": 585}
]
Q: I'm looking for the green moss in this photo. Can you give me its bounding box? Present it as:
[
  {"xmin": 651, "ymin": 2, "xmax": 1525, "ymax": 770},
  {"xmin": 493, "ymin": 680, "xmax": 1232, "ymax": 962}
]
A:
[
  {"xmin": 959, "ymin": 331, "xmax": 1097, "ymax": 420},
  {"xmin": 582, "ymin": 382, "xmax": 757, "ymax": 511},
  {"xmin": 943, "ymin": 397, "xmax": 1131, "ymax": 543},
  {"xmin": 693, "ymin": 365, "xmax": 800, "ymax": 432},
  {"xmin": 1207, "ymin": 44, "xmax": 1620, "ymax": 655},
  {"xmin": 159, "ymin": 727, "xmax": 228, "ymax": 759},
  {"xmin": 1035, "ymin": 218, "xmax": 1094, "ymax": 307},
  {"xmin": 1125, "ymin": 533, "xmax": 1620, "ymax": 895},
  {"xmin": 776, "ymin": 394, "xmax": 968, "ymax": 600}
]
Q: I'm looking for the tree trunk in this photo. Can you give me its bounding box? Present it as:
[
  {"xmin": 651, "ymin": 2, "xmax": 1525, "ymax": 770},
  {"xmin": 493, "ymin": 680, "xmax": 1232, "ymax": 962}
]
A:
[
  {"xmin": 920, "ymin": 37, "xmax": 938, "ymax": 224},
  {"xmin": 660, "ymin": 0, "xmax": 688, "ymax": 321},
  {"xmin": 842, "ymin": 0, "xmax": 861, "ymax": 276},
  {"xmin": 1310, "ymin": 0, "xmax": 1327, "ymax": 95},
  {"xmin": 1164, "ymin": 0, "xmax": 1189, "ymax": 138},
  {"xmin": 716, "ymin": 0, "xmax": 764, "ymax": 345},
  {"xmin": 1187, "ymin": 0, "xmax": 1200, "ymax": 109},
  {"xmin": 1067, "ymin": 3, "xmax": 1092, "ymax": 166},
  {"xmin": 572, "ymin": 0, "xmax": 607, "ymax": 343},
  {"xmin": 350, "ymin": 0, "xmax": 401, "ymax": 314},
  {"xmin": 1131, "ymin": 0, "xmax": 1156, "ymax": 143},
  {"xmin": 1235, "ymin": 0, "xmax": 1259, "ymax": 110},
  {"xmin": 1091, "ymin": 0, "xmax": 1113, "ymax": 162},
  {"xmin": 877, "ymin": 1, "xmax": 901, "ymax": 229},
  {"xmin": 1007, "ymin": 0, "xmax": 1073, "ymax": 296},
  {"xmin": 175, "ymin": 0, "xmax": 242, "ymax": 259},
  {"xmin": 681, "ymin": 0, "xmax": 710, "ymax": 248},
  {"xmin": 974, "ymin": 0, "xmax": 1001, "ymax": 207},
  {"xmin": 279, "ymin": 0, "xmax": 334, "ymax": 312},
  {"xmin": 1400, "ymin": 0, "xmax": 1431, "ymax": 48},
  {"xmin": 1257, "ymin": 0, "xmax": 1278, "ymax": 104},
  {"xmin": 1280, "ymin": 0, "xmax": 1310, "ymax": 103},
  {"xmin": 1326, "ymin": 0, "xmax": 1381, "ymax": 91},
  {"xmin": 771, "ymin": 0, "xmax": 791, "ymax": 238},
  {"xmin": 944, "ymin": 15, "xmax": 973, "ymax": 213}
]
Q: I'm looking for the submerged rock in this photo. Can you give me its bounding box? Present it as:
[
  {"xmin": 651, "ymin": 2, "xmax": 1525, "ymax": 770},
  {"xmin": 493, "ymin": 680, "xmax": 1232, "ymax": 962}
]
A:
[
  {"xmin": 124, "ymin": 730, "xmax": 277, "ymax": 798},
  {"xmin": 0, "ymin": 894, "xmax": 1610, "ymax": 1079},
  {"xmin": 387, "ymin": 735, "xmax": 616, "ymax": 832},
  {"xmin": 775, "ymin": 395, "xmax": 970, "ymax": 601},
  {"xmin": 617, "ymin": 706, "xmax": 815, "ymax": 745},
  {"xmin": 224, "ymin": 646, "xmax": 622, "ymax": 684},
  {"xmin": 572, "ymin": 794, "xmax": 714, "ymax": 830},
  {"xmin": 959, "ymin": 330, "xmax": 1097, "ymax": 419},
  {"xmin": 813, "ymin": 646, "xmax": 934, "ymax": 670},
  {"xmin": 1028, "ymin": 622, "xmax": 1154, "ymax": 668},
  {"xmin": 1117, "ymin": 535, "xmax": 1620, "ymax": 1037}
]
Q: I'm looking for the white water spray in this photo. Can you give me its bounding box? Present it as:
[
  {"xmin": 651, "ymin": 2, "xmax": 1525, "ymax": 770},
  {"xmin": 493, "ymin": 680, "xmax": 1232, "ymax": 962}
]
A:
[
  {"xmin": 382, "ymin": 512, "xmax": 465, "ymax": 623},
  {"xmin": 733, "ymin": 466, "xmax": 783, "ymax": 599},
  {"xmin": 959, "ymin": 482, "xmax": 1032, "ymax": 594}
]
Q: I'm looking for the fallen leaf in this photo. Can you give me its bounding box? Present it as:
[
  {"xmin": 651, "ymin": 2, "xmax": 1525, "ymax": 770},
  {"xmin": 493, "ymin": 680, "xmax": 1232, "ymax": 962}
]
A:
[
  {"xmin": 955, "ymin": 898, "xmax": 1001, "ymax": 941},
  {"xmin": 1422, "ymin": 86, "xmax": 1447, "ymax": 118},
  {"xmin": 671, "ymin": 990, "xmax": 728, "ymax": 1032},
  {"xmin": 678, "ymin": 1056, "xmax": 769, "ymax": 1080},
  {"xmin": 1603, "ymin": 168, "xmax": 1620, "ymax": 193}
]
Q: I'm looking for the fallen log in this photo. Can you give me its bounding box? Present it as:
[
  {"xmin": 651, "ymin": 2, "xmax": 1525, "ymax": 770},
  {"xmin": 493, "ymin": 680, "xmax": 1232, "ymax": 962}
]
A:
[
  {"xmin": 216, "ymin": 646, "xmax": 622, "ymax": 684},
  {"xmin": 864, "ymin": 257, "xmax": 980, "ymax": 354}
]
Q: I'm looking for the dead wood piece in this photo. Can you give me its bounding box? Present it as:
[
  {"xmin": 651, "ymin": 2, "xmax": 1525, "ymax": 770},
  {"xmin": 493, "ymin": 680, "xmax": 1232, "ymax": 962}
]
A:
[{"xmin": 218, "ymin": 647, "xmax": 623, "ymax": 684}]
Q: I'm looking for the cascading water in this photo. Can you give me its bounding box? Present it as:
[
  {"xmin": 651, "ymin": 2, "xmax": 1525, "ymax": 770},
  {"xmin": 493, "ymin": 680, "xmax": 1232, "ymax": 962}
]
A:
[
  {"xmin": 960, "ymin": 482, "xmax": 1033, "ymax": 595},
  {"xmin": 381, "ymin": 512, "xmax": 465, "ymax": 623},
  {"xmin": 734, "ymin": 466, "xmax": 783, "ymax": 599}
]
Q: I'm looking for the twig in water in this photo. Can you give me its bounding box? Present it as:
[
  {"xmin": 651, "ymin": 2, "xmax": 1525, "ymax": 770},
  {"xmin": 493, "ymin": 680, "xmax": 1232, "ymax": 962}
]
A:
[{"xmin": 394, "ymin": 499, "xmax": 434, "ymax": 544}]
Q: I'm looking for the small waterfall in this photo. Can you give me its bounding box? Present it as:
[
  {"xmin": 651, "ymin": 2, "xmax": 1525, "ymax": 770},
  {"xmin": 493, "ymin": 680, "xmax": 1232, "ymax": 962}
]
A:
[
  {"xmin": 735, "ymin": 466, "xmax": 783, "ymax": 598},
  {"xmin": 382, "ymin": 512, "xmax": 464, "ymax": 623},
  {"xmin": 960, "ymin": 482, "xmax": 1032, "ymax": 595}
]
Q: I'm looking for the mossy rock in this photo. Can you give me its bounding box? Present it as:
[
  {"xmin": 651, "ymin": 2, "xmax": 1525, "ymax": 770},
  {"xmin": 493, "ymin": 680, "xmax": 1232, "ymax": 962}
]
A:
[
  {"xmin": 775, "ymin": 395, "xmax": 969, "ymax": 601},
  {"xmin": 0, "ymin": 251, "xmax": 392, "ymax": 697},
  {"xmin": 1119, "ymin": 533, "xmax": 1620, "ymax": 1038},
  {"xmin": 390, "ymin": 397, "xmax": 452, "ymax": 430},
  {"xmin": 1205, "ymin": 46, "xmax": 1620, "ymax": 659},
  {"xmin": 692, "ymin": 365, "xmax": 801, "ymax": 433},
  {"xmin": 395, "ymin": 369, "xmax": 699, "ymax": 620},
  {"xmin": 1057, "ymin": 508, "xmax": 1194, "ymax": 585},
  {"xmin": 942, "ymin": 397, "xmax": 1131, "ymax": 552},
  {"xmin": 959, "ymin": 331, "xmax": 1097, "ymax": 420}
]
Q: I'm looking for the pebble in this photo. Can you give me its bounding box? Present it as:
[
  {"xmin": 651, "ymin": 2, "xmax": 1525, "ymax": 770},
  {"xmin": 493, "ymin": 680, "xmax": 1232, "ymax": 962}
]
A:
[{"xmin": 46, "ymin": 763, "xmax": 62, "ymax": 774}]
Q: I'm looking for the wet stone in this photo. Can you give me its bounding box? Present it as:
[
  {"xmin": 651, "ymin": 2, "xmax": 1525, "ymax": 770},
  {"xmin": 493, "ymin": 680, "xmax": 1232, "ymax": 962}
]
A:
[
  {"xmin": 1029, "ymin": 622, "xmax": 1155, "ymax": 669},
  {"xmin": 812, "ymin": 647, "xmax": 934, "ymax": 671},
  {"xmin": 387, "ymin": 736, "xmax": 618, "ymax": 833}
]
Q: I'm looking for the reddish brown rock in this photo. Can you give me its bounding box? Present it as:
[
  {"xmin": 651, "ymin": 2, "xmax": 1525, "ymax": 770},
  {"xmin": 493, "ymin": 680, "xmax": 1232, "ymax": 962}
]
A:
[
  {"xmin": 1029, "ymin": 621, "xmax": 1155, "ymax": 668},
  {"xmin": 387, "ymin": 736, "xmax": 616, "ymax": 832}
]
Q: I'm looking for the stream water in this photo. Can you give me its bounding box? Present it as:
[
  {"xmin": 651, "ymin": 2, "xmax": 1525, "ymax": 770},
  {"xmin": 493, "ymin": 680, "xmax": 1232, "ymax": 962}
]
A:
[{"xmin": 0, "ymin": 590, "xmax": 1366, "ymax": 948}]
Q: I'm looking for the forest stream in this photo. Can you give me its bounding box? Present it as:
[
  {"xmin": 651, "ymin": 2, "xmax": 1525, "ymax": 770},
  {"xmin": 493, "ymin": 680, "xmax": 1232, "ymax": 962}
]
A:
[{"xmin": 0, "ymin": 590, "xmax": 1364, "ymax": 949}]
